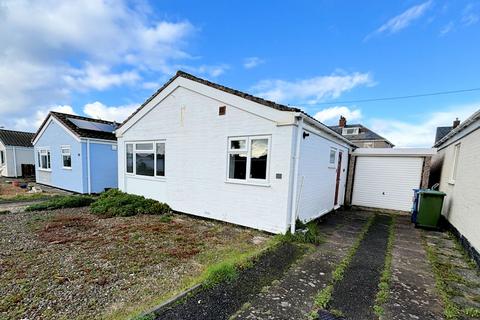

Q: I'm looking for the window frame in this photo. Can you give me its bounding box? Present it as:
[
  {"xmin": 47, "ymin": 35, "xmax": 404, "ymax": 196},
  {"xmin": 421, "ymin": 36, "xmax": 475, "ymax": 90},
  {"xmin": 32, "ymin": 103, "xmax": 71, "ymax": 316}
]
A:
[
  {"xmin": 61, "ymin": 145, "xmax": 72, "ymax": 169},
  {"xmin": 125, "ymin": 140, "xmax": 166, "ymax": 179},
  {"xmin": 226, "ymin": 135, "xmax": 271, "ymax": 186},
  {"xmin": 342, "ymin": 127, "xmax": 359, "ymax": 135},
  {"xmin": 37, "ymin": 148, "xmax": 51, "ymax": 171},
  {"xmin": 329, "ymin": 147, "xmax": 337, "ymax": 169},
  {"xmin": 449, "ymin": 143, "xmax": 461, "ymax": 184}
]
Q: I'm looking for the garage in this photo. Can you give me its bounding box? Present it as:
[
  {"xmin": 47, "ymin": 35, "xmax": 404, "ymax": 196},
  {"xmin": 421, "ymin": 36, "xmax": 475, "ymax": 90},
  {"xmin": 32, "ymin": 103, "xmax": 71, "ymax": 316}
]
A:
[{"xmin": 349, "ymin": 148, "xmax": 436, "ymax": 212}]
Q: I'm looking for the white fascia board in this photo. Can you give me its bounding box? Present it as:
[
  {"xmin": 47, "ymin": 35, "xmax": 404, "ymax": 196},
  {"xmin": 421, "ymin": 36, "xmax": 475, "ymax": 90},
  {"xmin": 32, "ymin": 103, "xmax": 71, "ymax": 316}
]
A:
[
  {"xmin": 353, "ymin": 147, "xmax": 437, "ymax": 157},
  {"xmin": 80, "ymin": 138, "xmax": 117, "ymax": 145},
  {"xmin": 435, "ymin": 118, "xmax": 480, "ymax": 150},
  {"xmin": 301, "ymin": 120, "xmax": 353, "ymax": 149},
  {"xmin": 116, "ymin": 76, "xmax": 296, "ymax": 137},
  {"xmin": 300, "ymin": 114, "xmax": 356, "ymax": 148},
  {"xmin": 32, "ymin": 116, "xmax": 81, "ymax": 145}
]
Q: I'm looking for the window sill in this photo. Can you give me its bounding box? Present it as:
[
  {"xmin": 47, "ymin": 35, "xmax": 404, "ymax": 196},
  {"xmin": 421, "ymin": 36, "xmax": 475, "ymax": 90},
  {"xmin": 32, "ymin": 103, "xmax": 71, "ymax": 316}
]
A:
[
  {"xmin": 62, "ymin": 167, "xmax": 72, "ymax": 170},
  {"xmin": 38, "ymin": 169, "xmax": 52, "ymax": 172},
  {"xmin": 225, "ymin": 179, "xmax": 271, "ymax": 187},
  {"xmin": 125, "ymin": 174, "xmax": 166, "ymax": 182}
]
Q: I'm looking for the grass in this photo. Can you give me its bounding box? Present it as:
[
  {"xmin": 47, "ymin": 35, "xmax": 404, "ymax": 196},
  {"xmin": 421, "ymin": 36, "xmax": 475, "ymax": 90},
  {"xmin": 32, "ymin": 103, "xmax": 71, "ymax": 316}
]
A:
[
  {"xmin": 423, "ymin": 232, "xmax": 480, "ymax": 319},
  {"xmin": 373, "ymin": 216, "xmax": 396, "ymax": 317},
  {"xmin": 0, "ymin": 193, "xmax": 55, "ymax": 204},
  {"xmin": 313, "ymin": 214, "xmax": 375, "ymax": 311},
  {"xmin": 90, "ymin": 189, "xmax": 170, "ymax": 217},
  {"xmin": 24, "ymin": 195, "xmax": 95, "ymax": 211},
  {"xmin": 277, "ymin": 220, "xmax": 325, "ymax": 245}
]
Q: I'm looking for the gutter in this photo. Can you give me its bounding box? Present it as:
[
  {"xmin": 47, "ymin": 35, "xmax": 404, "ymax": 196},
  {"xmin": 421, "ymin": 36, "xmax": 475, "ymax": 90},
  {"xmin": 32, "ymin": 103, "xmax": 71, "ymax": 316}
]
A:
[
  {"xmin": 12, "ymin": 146, "xmax": 18, "ymax": 177},
  {"xmin": 290, "ymin": 116, "xmax": 303, "ymax": 233}
]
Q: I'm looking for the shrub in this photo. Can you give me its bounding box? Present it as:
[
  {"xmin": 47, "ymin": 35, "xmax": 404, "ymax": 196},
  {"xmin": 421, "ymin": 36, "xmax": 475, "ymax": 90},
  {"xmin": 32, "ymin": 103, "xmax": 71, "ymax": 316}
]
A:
[
  {"xmin": 279, "ymin": 220, "xmax": 325, "ymax": 245},
  {"xmin": 90, "ymin": 189, "xmax": 170, "ymax": 217},
  {"xmin": 25, "ymin": 195, "xmax": 95, "ymax": 212}
]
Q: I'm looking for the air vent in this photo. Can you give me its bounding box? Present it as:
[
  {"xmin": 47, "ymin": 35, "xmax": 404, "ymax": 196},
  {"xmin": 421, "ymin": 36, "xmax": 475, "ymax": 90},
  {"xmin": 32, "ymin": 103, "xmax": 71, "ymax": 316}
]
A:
[{"xmin": 219, "ymin": 106, "xmax": 226, "ymax": 116}]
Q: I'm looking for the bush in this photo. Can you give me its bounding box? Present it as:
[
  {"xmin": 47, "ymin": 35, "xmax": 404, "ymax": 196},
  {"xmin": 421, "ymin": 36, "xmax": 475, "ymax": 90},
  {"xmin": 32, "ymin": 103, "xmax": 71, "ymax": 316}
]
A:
[
  {"xmin": 25, "ymin": 195, "xmax": 95, "ymax": 212},
  {"xmin": 279, "ymin": 220, "xmax": 324, "ymax": 245},
  {"xmin": 90, "ymin": 189, "xmax": 170, "ymax": 217}
]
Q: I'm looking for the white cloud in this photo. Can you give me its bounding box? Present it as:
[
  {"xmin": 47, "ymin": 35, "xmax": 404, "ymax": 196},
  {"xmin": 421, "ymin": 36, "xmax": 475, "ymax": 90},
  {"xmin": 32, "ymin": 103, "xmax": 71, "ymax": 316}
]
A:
[
  {"xmin": 366, "ymin": 1, "xmax": 432, "ymax": 39},
  {"xmin": 439, "ymin": 21, "xmax": 454, "ymax": 36},
  {"xmin": 243, "ymin": 57, "xmax": 265, "ymax": 69},
  {"xmin": 462, "ymin": 3, "xmax": 479, "ymax": 26},
  {"xmin": 83, "ymin": 101, "xmax": 138, "ymax": 122},
  {"xmin": 313, "ymin": 106, "xmax": 362, "ymax": 125},
  {"xmin": 64, "ymin": 64, "xmax": 140, "ymax": 91},
  {"xmin": 369, "ymin": 103, "xmax": 479, "ymax": 147},
  {"xmin": 11, "ymin": 105, "xmax": 77, "ymax": 132},
  {"xmin": 252, "ymin": 72, "xmax": 373, "ymax": 104},
  {"xmin": 0, "ymin": 0, "xmax": 195, "ymax": 129}
]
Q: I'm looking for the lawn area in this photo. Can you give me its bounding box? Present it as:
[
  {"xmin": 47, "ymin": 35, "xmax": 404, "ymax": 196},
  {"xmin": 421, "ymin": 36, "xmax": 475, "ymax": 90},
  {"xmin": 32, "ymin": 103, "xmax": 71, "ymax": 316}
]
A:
[
  {"xmin": 0, "ymin": 208, "xmax": 272, "ymax": 319},
  {"xmin": 0, "ymin": 178, "xmax": 64, "ymax": 204}
]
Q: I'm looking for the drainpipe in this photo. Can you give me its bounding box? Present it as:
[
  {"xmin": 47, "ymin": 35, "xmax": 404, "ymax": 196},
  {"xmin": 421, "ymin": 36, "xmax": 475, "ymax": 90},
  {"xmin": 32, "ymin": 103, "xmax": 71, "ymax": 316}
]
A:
[
  {"xmin": 86, "ymin": 139, "xmax": 91, "ymax": 194},
  {"xmin": 290, "ymin": 116, "xmax": 304, "ymax": 234},
  {"xmin": 12, "ymin": 146, "xmax": 18, "ymax": 177}
]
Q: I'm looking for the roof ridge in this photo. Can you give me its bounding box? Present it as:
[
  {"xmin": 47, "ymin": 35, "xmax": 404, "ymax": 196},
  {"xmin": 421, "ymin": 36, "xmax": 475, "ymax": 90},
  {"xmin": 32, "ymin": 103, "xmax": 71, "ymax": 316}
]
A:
[{"xmin": 51, "ymin": 111, "xmax": 116, "ymax": 124}]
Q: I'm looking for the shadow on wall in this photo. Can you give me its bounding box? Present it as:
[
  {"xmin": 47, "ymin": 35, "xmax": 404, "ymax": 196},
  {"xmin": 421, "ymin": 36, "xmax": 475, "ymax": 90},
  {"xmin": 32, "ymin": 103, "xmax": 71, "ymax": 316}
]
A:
[{"xmin": 428, "ymin": 153, "xmax": 444, "ymax": 188}]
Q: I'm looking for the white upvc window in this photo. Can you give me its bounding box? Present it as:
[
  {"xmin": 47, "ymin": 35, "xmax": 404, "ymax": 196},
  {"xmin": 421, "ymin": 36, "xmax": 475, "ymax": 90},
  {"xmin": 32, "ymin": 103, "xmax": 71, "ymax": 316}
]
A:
[
  {"xmin": 450, "ymin": 143, "xmax": 461, "ymax": 184},
  {"xmin": 0, "ymin": 150, "xmax": 4, "ymax": 166},
  {"xmin": 227, "ymin": 136, "xmax": 270, "ymax": 184},
  {"xmin": 38, "ymin": 148, "xmax": 51, "ymax": 170},
  {"xmin": 125, "ymin": 141, "xmax": 165, "ymax": 178},
  {"xmin": 342, "ymin": 127, "xmax": 359, "ymax": 135},
  {"xmin": 61, "ymin": 146, "xmax": 72, "ymax": 169},
  {"xmin": 329, "ymin": 147, "xmax": 337, "ymax": 168},
  {"xmin": 363, "ymin": 142, "xmax": 374, "ymax": 148}
]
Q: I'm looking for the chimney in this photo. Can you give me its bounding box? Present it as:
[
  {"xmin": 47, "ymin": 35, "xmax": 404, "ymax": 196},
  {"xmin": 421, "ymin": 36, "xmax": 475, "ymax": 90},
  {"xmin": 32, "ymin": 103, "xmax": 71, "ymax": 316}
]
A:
[
  {"xmin": 453, "ymin": 118, "xmax": 460, "ymax": 129},
  {"xmin": 338, "ymin": 116, "xmax": 347, "ymax": 128}
]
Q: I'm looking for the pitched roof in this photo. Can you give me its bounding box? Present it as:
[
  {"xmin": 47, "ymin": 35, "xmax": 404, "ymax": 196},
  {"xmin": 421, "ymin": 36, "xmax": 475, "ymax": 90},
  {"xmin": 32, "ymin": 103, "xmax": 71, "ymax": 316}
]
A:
[
  {"xmin": 434, "ymin": 126, "xmax": 453, "ymax": 144},
  {"xmin": 0, "ymin": 129, "xmax": 35, "ymax": 147},
  {"xmin": 434, "ymin": 108, "xmax": 480, "ymax": 148},
  {"xmin": 329, "ymin": 124, "xmax": 394, "ymax": 146},
  {"xmin": 118, "ymin": 70, "xmax": 355, "ymax": 147},
  {"xmin": 118, "ymin": 70, "xmax": 301, "ymax": 130},
  {"xmin": 33, "ymin": 112, "xmax": 118, "ymax": 142}
]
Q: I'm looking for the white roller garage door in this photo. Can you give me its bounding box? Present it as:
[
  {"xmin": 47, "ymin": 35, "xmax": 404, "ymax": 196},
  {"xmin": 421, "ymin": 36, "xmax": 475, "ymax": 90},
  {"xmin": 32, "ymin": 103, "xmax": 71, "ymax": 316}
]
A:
[{"xmin": 352, "ymin": 156, "xmax": 423, "ymax": 211}]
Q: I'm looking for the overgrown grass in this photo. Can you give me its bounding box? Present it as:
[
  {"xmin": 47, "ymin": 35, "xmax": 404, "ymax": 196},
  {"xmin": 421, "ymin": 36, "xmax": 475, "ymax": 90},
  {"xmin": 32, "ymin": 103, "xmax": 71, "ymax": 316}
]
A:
[
  {"xmin": 90, "ymin": 189, "xmax": 170, "ymax": 217},
  {"xmin": 423, "ymin": 233, "xmax": 480, "ymax": 319},
  {"xmin": 0, "ymin": 193, "xmax": 55, "ymax": 204},
  {"xmin": 313, "ymin": 214, "xmax": 375, "ymax": 310},
  {"xmin": 25, "ymin": 195, "xmax": 95, "ymax": 212},
  {"xmin": 277, "ymin": 220, "xmax": 325, "ymax": 245},
  {"xmin": 373, "ymin": 216, "xmax": 396, "ymax": 317}
]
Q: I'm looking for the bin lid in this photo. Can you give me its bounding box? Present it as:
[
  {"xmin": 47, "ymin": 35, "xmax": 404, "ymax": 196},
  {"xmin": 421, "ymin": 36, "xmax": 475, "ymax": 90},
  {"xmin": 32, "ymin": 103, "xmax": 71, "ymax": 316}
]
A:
[{"xmin": 418, "ymin": 189, "xmax": 446, "ymax": 196}]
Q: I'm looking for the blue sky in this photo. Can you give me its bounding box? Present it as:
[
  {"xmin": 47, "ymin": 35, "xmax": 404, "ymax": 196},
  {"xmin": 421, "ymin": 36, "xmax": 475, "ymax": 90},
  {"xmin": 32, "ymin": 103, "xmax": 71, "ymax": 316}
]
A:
[{"xmin": 0, "ymin": 0, "xmax": 479, "ymax": 147}]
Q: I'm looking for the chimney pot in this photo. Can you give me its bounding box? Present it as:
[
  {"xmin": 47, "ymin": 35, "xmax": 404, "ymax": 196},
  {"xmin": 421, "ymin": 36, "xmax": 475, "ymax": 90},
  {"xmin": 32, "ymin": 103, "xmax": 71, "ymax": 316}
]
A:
[
  {"xmin": 339, "ymin": 116, "xmax": 347, "ymax": 128},
  {"xmin": 453, "ymin": 118, "xmax": 460, "ymax": 129}
]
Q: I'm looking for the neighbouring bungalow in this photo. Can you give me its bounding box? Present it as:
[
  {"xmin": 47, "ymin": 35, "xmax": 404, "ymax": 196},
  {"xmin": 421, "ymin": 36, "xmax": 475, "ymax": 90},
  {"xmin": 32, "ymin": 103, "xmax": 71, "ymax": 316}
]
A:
[
  {"xmin": 32, "ymin": 112, "xmax": 118, "ymax": 193},
  {"xmin": 433, "ymin": 108, "xmax": 480, "ymax": 264},
  {"xmin": 115, "ymin": 71, "xmax": 356, "ymax": 234},
  {"xmin": 0, "ymin": 129, "xmax": 35, "ymax": 178}
]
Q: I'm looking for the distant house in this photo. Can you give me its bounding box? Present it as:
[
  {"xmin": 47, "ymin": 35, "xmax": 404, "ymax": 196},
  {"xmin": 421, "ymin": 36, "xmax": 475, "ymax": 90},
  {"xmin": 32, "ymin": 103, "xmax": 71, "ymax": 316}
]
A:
[
  {"xmin": 434, "ymin": 118, "xmax": 460, "ymax": 144},
  {"xmin": 434, "ymin": 109, "xmax": 480, "ymax": 264},
  {"xmin": 0, "ymin": 129, "xmax": 35, "ymax": 177},
  {"xmin": 32, "ymin": 112, "xmax": 118, "ymax": 193},
  {"xmin": 329, "ymin": 116, "xmax": 394, "ymax": 148},
  {"xmin": 115, "ymin": 71, "xmax": 356, "ymax": 233}
]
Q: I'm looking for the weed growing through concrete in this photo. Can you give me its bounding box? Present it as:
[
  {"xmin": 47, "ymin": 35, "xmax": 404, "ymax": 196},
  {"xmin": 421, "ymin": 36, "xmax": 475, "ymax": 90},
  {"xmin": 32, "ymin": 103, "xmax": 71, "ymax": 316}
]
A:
[
  {"xmin": 313, "ymin": 215, "xmax": 375, "ymax": 311},
  {"xmin": 423, "ymin": 233, "xmax": 480, "ymax": 319},
  {"xmin": 373, "ymin": 216, "xmax": 395, "ymax": 317}
]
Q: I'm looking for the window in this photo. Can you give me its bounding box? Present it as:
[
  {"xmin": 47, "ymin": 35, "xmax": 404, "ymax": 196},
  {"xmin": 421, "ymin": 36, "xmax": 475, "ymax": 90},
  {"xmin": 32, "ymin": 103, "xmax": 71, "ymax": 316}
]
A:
[
  {"xmin": 38, "ymin": 149, "xmax": 51, "ymax": 170},
  {"xmin": 363, "ymin": 142, "xmax": 374, "ymax": 148},
  {"xmin": 227, "ymin": 136, "xmax": 270, "ymax": 183},
  {"xmin": 329, "ymin": 148, "xmax": 337, "ymax": 166},
  {"xmin": 156, "ymin": 142, "xmax": 165, "ymax": 176},
  {"xmin": 61, "ymin": 146, "xmax": 71, "ymax": 168},
  {"xmin": 126, "ymin": 144, "xmax": 133, "ymax": 173},
  {"xmin": 342, "ymin": 127, "xmax": 359, "ymax": 135},
  {"xmin": 450, "ymin": 143, "xmax": 461, "ymax": 183},
  {"xmin": 126, "ymin": 141, "xmax": 165, "ymax": 177},
  {"xmin": 0, "ymin": 150, "xmax": 4, "ymax": 165}
]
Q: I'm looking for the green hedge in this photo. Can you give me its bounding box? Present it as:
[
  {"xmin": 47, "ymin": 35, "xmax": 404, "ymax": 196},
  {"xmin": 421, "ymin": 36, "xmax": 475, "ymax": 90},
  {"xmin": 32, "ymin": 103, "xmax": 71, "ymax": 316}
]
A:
[
  {"xmin": 89, "ymin": 189, "xmax": 170, "ymax": 217},
  {"xmin": 25, "ymin": 195, "xmax": 95, "ymax": 212}
]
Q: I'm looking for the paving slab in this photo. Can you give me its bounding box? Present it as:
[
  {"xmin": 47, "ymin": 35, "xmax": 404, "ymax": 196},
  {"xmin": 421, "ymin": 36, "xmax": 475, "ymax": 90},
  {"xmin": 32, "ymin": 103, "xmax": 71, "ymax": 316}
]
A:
[
  {"xmin": 231, "ymin": 211, "xmax": 372, "ymax": 320},
  {"xmin": 382, "ymin": 216, "xmax": 444, "ymax": 320}
]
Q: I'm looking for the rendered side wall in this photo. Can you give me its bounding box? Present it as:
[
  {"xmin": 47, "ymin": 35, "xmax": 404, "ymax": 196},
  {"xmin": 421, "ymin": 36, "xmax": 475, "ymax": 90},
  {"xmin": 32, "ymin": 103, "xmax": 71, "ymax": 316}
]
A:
[
  {"xmin": 296, "ymin": 123, "xmax": 350, "ymax": 222},
  {"xmin": 438, "ymin": 128, "xmax": 480, "ymax": 253},
  {"xmin": 118, "ymin": 86, "xmax": 295, "ymax": 233},
  {"xmin": 88, "ymin": 142, "xmax": 118, "ymax": 193}
]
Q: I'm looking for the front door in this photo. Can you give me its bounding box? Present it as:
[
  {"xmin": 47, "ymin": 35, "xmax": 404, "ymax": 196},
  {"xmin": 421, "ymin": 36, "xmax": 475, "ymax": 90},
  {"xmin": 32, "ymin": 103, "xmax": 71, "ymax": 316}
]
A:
[{"xmin": 334, "ymin": 151, "xmax": 343, "ymax": 206}]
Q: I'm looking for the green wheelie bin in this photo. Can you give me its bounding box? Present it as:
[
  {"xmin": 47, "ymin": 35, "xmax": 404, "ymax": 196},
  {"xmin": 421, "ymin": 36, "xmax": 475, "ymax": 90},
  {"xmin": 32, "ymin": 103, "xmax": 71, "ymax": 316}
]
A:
[{"xmin": 415, "ymin": 190, "xmax": 446, "ymax": 229}]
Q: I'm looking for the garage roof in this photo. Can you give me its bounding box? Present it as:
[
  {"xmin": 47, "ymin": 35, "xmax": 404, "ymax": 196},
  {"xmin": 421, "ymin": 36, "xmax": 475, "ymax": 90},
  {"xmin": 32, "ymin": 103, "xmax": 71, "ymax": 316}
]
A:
[{"xmin": 0, "ymin": 129, "xmax": 35, "ymax": 147}]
